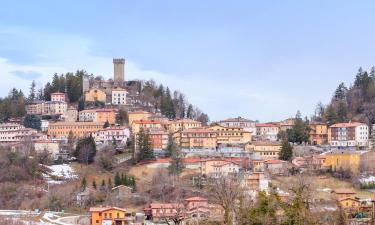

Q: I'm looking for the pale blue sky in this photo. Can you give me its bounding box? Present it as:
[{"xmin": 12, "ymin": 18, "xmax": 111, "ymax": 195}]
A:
[{"xmin": 1, "ymin": 1, "xmax": 375, "ymax": 121}]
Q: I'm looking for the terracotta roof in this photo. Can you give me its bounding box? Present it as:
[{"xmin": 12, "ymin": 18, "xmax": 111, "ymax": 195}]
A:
[
  {"xmin": 128, "ymin": 111, "xmax": 151, "ymax": 114},
  {"xmin": 264, "ymin": 159, "xmax": 285, "ymax": 164},
  {"xmin": 250, "ymin": 141, "xmax": 281, "ymax": 146},
  {"xmin": 185, "ymin": 197, "xmax": 208, "ymax": 202},
  {"xmin": 89, "ymin": 206, "xmax": 126, "ymax": 212},
  {"xmin": 256, "ymin": 123, "xmax": 279, "ymax": 127},
  {"xmin": 51, "ymin": 92, "xmax": 65, "ymax": 95},
  {"xmin": 219, "ymin": 117, "xmax": 255, "ymax": 123},
  {"xmin": 183, "ymin": 157, "xmax": 202, "ymax": 164},
  {"xmin": 330, "ymin": 122, "xmax": 365, "ymax": 128},
  {"xmin": 182, "ymin": 128, "xmax": 215, "ymax": 133},
  {"xmin": 150, "ymin": 203, "xmax": 184, "ymax": 209},
  {"xmin": 133, "ymin": 120, "xmax": 161, "ymax": 124}
]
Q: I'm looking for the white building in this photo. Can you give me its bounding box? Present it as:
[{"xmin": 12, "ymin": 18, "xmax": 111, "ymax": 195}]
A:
[
  {"xmin": 92, "ymin": 126, "xmax": 130, "ymax": 145},
  {"xmin": 0, "ymin": 123, "xmax": 46, "ymax": 143},
  {"xmin": 256, "ymin": 123, "xmax": 280, "ymax": 141},
  {"xmin": 41, "ymin": 120, "xmax": 49, "ymax": 132},
  {"xmin": 111, "ymin": 88, "xmax": 127, "ymax": 105},
  {"xmin": 51, "ymin": 92, "xmax": 66, "ymax": 102},
  {"xmin": 78, "ymin": 109, "xmax": 97, "ymax": 122},
  {"xmin": 217, "ymin": 117, "xmax": 257, "ymax": 134},
  {"xmin": 26, "ymin": 101, "xmax": 67, "ymax": 116},
  {"xmin": 328, "ymin": 122, "xmax": 369, "ymax": 147},
  {"xmin": 34, "ymin": 140, "xmax": 60, "ymax": 159}
]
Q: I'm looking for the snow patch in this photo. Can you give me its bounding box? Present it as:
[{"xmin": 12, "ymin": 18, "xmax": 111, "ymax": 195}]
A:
[{"xmin": 44, "ymin": 164, "xmax": 78, "ymax": 184}]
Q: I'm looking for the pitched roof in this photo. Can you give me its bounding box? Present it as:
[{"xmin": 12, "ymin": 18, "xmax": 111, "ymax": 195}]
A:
[
  {"xmin": 219, "ymin": 117, "xmax": 255, "ymax": 123},
  {"xmin": 330, "ymin": 122, "xmax": 365, "ymax": 128},
  {"xmin": 185, "ymin": 197, "xmax": 208, "ymax": 201},
  {"xmin": 89, "ymin": 206, "xmax": 126, "ymax": 212},
  {"xmin": 256, "ymin": 123, "xmax": 279, "ymax": 127},
  {"xmin": 332, "ymin": 188, "xmax": 356, "ymax": 194}
]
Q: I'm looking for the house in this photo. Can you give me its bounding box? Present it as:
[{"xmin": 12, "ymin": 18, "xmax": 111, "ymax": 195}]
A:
[
  {"xmin": 208, "ymin": 124, "xmax": 252, "ymax": 146},
  {"xmin": 144, "ymin": 203, "xmax": 185, "ymax": 222},
  {"xmin": 0, "ymin": 123, "xmax": 44, "ymax": 143},
  {"xmin": 177, "ymin": 128, "xmax": 217, "ymax": 149},
  {"xmin": 112, "ymin": 185, "xmax": 133, "ymax": 198},
  {"xmin": 246, "ymin": 141, "xmax": 281, "ymax": 159},
  {"xmin": 111, "ymin": 87, "xmax": 127, "ymax": 105},
  {"xmin": 338, "ymin": 198, "xmax": 361, "ymax": 211},
  {"xmin": 26, "ymin": 101, "xmax": 67, "ymax": 116},
  {"xmin": 92, "ymin": 126, "xmax": 130, "ymax": 145},
  {"xmin": 62, "ymin": 106, "xmax": 78, "ymax": 122},
  {"xmin": 48, "ymin": 121, "xmax": 105, "ymax": 139},
  {"xmin": 332, "ymin": 189, "xmax": 356, "ymax": 200},
  {"xmin": 85, "ymin": 88, "xmax": 107, "ymax": 103},
  {"xmin": 132, "ymin": 120, "xmax": 162, "ymax": 134},
  {"xmin": 41, "ymin": 120, "xmax": 49, "ymax": 132},
  {"xmin": 128, "ymin": 111, "xmax": 152, "ymax": 126},
  {"xmin": 309, "ymin": 122, "xmax": 328, "ymax": 145},
  {"xmin": 200, "ymin": 158, "xmax": 240, "ymax": 177},
  {"xmin": 255, "ymin": 123, "xmax": 279, "ymax": 141},
  {"xmin": 51, "ymin": 92, "xmax": 66, "ymax": 102},
  {"xmin": 279, "ymin": 118, "xmax": 295, "ymax": 131},
  {"xmin": 79, "ymin": 108, "xmax": 117, "ymax": 124},
  {"xmin": 241, "ymin": 172, "xmax": 269, "ymax": 191},
  {"xmin": 217, "ymin": 117, "xmax": 257, "ymax": 135},
  {"xmin": 34, "ymin": 140, "xmax": 60, "ymax": 159},
  {"xmin": 264, "ymin": 159, "xmax": 288, "ymax": 175},
  {"xmin": 322, "ymin": 150, "xmax": 375, "ymax": 174},
  {"xmin": 90, "ymin": 206, "xmax": 129, "ymax": 225},
  {"xmin": 148, "ymin": 128, "xmax": 169, "ymax": 150},
  {"xmin": 328, "ymin": 122, "xmax": 369, "ymax": 147},
  {"xmin": 77, "ymin": 187, "xmax": 96, "ymax": 207},
  {"xmin": 165, "ymin": 119, "xmax": 202, "ymax": 132}
]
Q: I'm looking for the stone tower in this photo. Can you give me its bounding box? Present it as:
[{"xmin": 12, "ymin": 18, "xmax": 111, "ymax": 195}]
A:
[
  {"xmin": 113, "ymin": 58, "xmax": 125, "ymax": 87},
  {"xmin": 82, "ymin": 75, "xmax": 90, "ymax": 93}
]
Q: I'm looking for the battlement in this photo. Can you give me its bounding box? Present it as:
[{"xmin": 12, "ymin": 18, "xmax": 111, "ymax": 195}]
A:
[{"xmin": 113, "ymin": 58, "xmax": 125, "ymax": 64}]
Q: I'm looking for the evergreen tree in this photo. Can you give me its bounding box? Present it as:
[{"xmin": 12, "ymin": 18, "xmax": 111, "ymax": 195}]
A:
[
  {"xmin": 74, "ymin": 135, "xmax": 97, "ymax": 164},
  {"xmin": 28, "ymin": 80, "xmax": 36, "ymax": 102},
  {"xmin": 288, "ymin": 111, "xmax": 310, "ymax": 144},
  {"xmin": 107, "ymin": 178, "xmax": 113, "ymax": 190},
  {"xmin": 81, "ymin": 177, "xmax": 87, "ymax": 190},
  {"xmin": 325, "ymin": 105, "xmax": 338, "ymax": 125},
  {"xmin": 168, "ymin": 145, "xmax": 184, "ymax": 176},
  {"xmin": 337, "ymin": 101, "xmax": 348, "ymax": 122},
  {"xmin": 279, "ymin": 139, "xmax": 293, "ymax": 161},
  {"xmin": 103, "ymin": 120, "xmax": 110, "ymax": 128},
  {"xmin": 115, "ymin": 172, "xmax": 121, "ymax": 186},
  {"xmin": 23, "ymin": 114, "xmax": 41, "ymax": 130},
  {"xmin": 116, "ymin": 109, "xmax": 129, "ymax": 125},
  {"xmin": 92, "ymin": 179, "xmax": 97, "ymax": 189},
  {"xmin": 44, "ymin": 82, "xmax": 53, "ymax": 101},
  {"xmin": 165, "ymin": 133, "xmax": 177, "ymax": 157},
  {"xmin": 333, "ymin": 82, "xmax": 347, "ymax": 100},
  {"xmin": 186, "ymin": 104, "xmax": 193, "ymax": 119},
  {"xmin": 100, "ymin": 179, "xmax": 106, "ymax": 191},
  {"xmin": 136, "ymin": 128, "xmax": 154, "ymax": 161}
]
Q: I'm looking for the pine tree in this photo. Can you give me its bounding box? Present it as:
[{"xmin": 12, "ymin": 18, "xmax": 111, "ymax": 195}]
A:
[
  {"xmin": 165, "ymin": 133, "xmax": 177, "ymax": 157},
  {"xmin": 115, "ymin": 172, "xmax": 121, "ymax": 186},
  {"xmin": 92, "ymin": 179, "xmax": 97, "ymax": 189},
  {"xmin": 186, "ymin": 104, "xmax": 193, "ymax": 119},
  {"xmin": 325, "ymin": 105, "xmax": 338, "ymax": 126},
  {"xmin": 108, "ymin": 178, "xmax": 113, "ymax": 190},
  {"xmin": 279, "ymin": 139, "xmax": 293, "ymax": 161},
  {"xmin": 81, "ymin": 177, "xmax": 87, "ymax": 190},
  {"xmin": 100, "ymin": 179, "xmax": 106, "ymax": 191},
  {"xmin": 103, "ymin": 120, "xmax": 110, "ymax": 128},
  {"xmin": 169, "ymin": 145, "xmax": 184, "ymax": 176},
  {"xmin": 333, "ymin": 82, "xmax": 347, "ymax": 100},
  {"xmin": 28, "ymin": 80, "xmax": 36, "ymax": 102},
  {"xmin": 136, "ymin": 128, "xmax": 154, "ymax": 162}
]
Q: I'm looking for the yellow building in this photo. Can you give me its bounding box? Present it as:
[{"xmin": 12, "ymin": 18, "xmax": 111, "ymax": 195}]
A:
[
  {"xmin": 245, "ymin": 141, "xmax": 281, "ymax": 159},
  {"xmin": 322, "ymin": 150, "xmax": 375, "ymax": 174},
  {"xmin": 166, "ymin": 119, "xmax": 202, "ymax": 132},
  {"xmin": 48, "ymin": 121, "xmax": 105, "ymax": 138},
  {"xmin": 178, "ymin": 128, "xmax": 217, "ymax": 149},
  {"xmin": 90, "ymin": 206, "xmax": 127, "ymax": 225},
  {"xmin": 338, "ymin": 198, "xmax": 361, "ymax": 211},
  {"xmin": 309, "ymin": 122, "xmax": 328, "ymax": 145},
  {"xmin": 200, "ymin": 158, "xmax": 240, "ymax": 177},
  {"xmin": 96, "ymin": 109, "xmax": 117, "ymax": 124},
  {"xmin": 85, "ymin": 88, "xmax": 107, "ymax": 103},
  {"xmin": 131, "ymin": 120, "xmax": 162, "ymax": 133},
  {"xmin": 128, "ymin": 111, "xmax": 152, "ymax": 125},
  {"xmin": 209, "ymin": 124, "xmax": 252, "ymax": 145}
]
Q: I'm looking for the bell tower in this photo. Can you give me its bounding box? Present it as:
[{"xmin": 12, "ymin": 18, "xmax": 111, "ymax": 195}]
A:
[{"xmin": 113, "ymin": 58, "xmax": 125, "ymax": 87}]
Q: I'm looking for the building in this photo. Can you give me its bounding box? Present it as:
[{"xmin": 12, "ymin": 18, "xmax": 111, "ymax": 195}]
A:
[
  {"xmin": 309, "ymin": 122, "xmax": 328, "ymax": 145},
  {"xmin": 338, "ymin": 198, "xmax": 361, "ymax": 211},
  {"xmin": 51, "ymin": 92, "xmax": 66, "ymax": 102},
  {"xmin": 255, "ymin": 123, "xmax": 280, "ymax": 141},
  {"xmin": 144, "ymin": 203, "xmax": 184, "ymax": 222},
  {"xmin": 166, "ymin": 119, "xmax": 202, "ymax": 132},
  {"xmin": 128, "ymin": 111, "xmax": 152, "ymax": 125},
  {"xmin": 149, "ymin": 128, "xmax": 169, "ymax": 150},
  {"xmin": 92, "ymin": 126, "xmax": 130, "ymax": 145},
  {"xmin": 113, "ymin": 58, "xmax": 125, "ymax": 87},
  {"xmin": 62, "ymin": 106, "xmax": 78, "ymax": 122},
  {"xmin": 217, "ymin": 117, "xmax": 257, "ymax": 134},
  {"xmin": 41, "ymin": 120, "xmax": 49, "ymax": 132},
  {"xmin": 245, "ymin": 141, "xmax": 281, "ymax": 159},
  {"xmin": 178, "ymin": 128, "xmax": 217, "ymax": 149},
  {"xmin": 264, "ymin": 159, "xmax": 289, "ymax": 175},
  {"xmin": 279, "ymin": 118, "xmax": 295, "ymax": 131},
  {"xmin": 84, "ymin": 88, "xmax": 107, "ymax": 103},
  {"xmin": 0, "ymin": 123, "xmax": 45, "ymax": 143},
  {"xmin": 332, "ymin": 189, "xmax": 357, "ymax": 200},
  {"xmin": 241, "ymin": 172, "xmax": 269, "ymax": 191},
  {"xmin": 34, "ymin": 140, "xmax": 60, "ymax": 158},
  {"xmin": 79, "ymin": 109, "xmax": 117, "ymax": 124},
  {"xmin": 112, "ymin": 185, "xmax": 133, "ymax": 198},
  {"xmin": 132, "ymin": 120, "xmax": 162, "ymax": 133},
  {"xmin": 322, "ymin": 150, "xmax": 375, "ymax": 174},
  {"xmin": 111, "ymin": 88, "xmax": 127, "ymax": 105},
  {"xmin": 209, "ymin": 124, "xmax": 252, "ymax": 146},
  {"xmin": 328, "ymin": 122, "xmax": 369, "ymax": 147},
  {"xmin": 90, "ymin": 206, "xmax": 128, "ymax": 225},
  {"xmin": 200, "ymin": 158, "xmax": 240, "ymax": 177},
  {"xmin": 48, "ymin": 121, "xmax": 105, "ymax": 139},
  {"xmin": 25, "ymin": 101, "xmax": 67, "ymax": 116}
]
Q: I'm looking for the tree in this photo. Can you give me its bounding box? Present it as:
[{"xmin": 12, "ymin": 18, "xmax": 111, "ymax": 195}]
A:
[
  {"xmin": 165, "ymin": 134, "xmax": 176, "ymax": 157},
  {"xmin": 74, "ymin": 135, "xmax": 96, "ymax": 164},
  {"xmin": 28, "ymin": 80, "xmax": 36, "ymax": 102},
  {"xmin": 23, "ymin": 114, "xmax": 41, "ymax": 130},
  {"xmin": 337, "ymin": 101, "xmax": 348, "ymax": 122},
  {"xmin": 136, "ymin": 128, "xmax": 154, "ymax": 162},
  {"xmin": 115, "ymin": 172, "xmax": 121, "ymax": 186},
  {"xmin": 81, "ymin": 177, "xmax": 87, "ymax": 191},
  {"xmin": 100, "ymin": 179, "xmax": 106, "ymax": 191},
  {"xmin": 325, "ymin": 105, "xmax": 338, "ymax": 126},
  {"xmin": 107, "ymin": 178, "xmax": 113, "ymax": 190},
  {"xmin": 103, "ymin": 120, "xmax": 110, "ymax": 128},
  {"xmin": 279, "ymin": 139, "xmax": 293, "ymax": 161},
  {"xmin": 186, "ymin": 104, "xmax": 193, "ymax": 119},
  {"xmin": 333, "ymin": 82, "xmax": 347, "ymax": 101},
  {"xmin": 168, "ymin": 144, "xmax": 184, "ymax": 176},
  {"xmin": 116, "ymin": 109, "xmax": 129, "ymax": 125},
  {"xmin": 92, "ymin": 179, "xmax": 97, "ymax": 189},
  {"xmin": 287, "ymin": 111, "xmax": 310, "ymax": 144}
]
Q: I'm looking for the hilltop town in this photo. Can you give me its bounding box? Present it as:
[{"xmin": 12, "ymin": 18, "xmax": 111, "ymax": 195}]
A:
[{"xmin": 2, "ymin": 59, "xmax": 375, "ymax": 225}]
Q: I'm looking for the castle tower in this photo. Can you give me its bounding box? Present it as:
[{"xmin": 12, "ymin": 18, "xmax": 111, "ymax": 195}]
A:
[
  {"xmin": 82, "ymin": 75, "xmax": 90, "ymax": 93},
  {"xmin": 113, "ymin": 58, "xmax": 125, "ymax": 87}
]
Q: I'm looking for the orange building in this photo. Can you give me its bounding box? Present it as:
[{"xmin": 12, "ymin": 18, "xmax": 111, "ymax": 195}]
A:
[
  {"xmin": 90, "ymin": 206, "xmax": 128, "ymax": 225},
  {"xmin": 178, "ymin": 128, "xmax": 217, "ymax": 149},
  {"xmin": 132, "ymin": 120, "xmax": 162, "ymax": 133},
  {"xmin": 48, "ymin": 121, "xmax": 105, "ymax": 138},
  {"xmin": 85, "ymin": 88, "xmax": 107, "ymax": 103},
  {"xmin": 166, "ymin": 119, "xmax": 202, "ymax": 132},
  {"xmin": 309, "ymin": 122, "xmax": 328, "ymax": 145},
  {"xmin": 128, "ymin": 111, "xmax": 152, "ymax": 125},
  {"xmin": 149, "ymin": 128, "xmax": 169, "ymax": 150},
  {"xmin": 96, "ymin": 109, "xmax": 117, "ymax": 124}
]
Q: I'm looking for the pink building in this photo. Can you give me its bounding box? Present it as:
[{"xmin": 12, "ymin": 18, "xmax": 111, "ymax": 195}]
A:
[{"xmin": 51, "ymin": 92, "xmax": 66, "ymax": 102}]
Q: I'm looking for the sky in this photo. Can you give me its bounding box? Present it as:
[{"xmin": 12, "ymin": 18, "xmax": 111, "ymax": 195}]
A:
[{"xmin": 1, "ymin": 1, "xmax": 375, "ymax": 122}]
